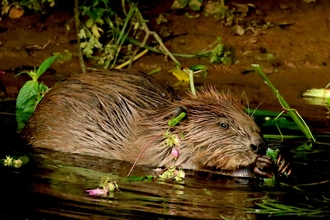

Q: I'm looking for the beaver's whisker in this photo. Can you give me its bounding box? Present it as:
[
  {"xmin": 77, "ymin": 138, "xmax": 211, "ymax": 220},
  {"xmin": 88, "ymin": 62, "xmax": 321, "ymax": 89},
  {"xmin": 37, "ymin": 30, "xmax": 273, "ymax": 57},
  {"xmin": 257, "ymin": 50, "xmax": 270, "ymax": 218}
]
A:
[
  {"xmin": 251, "ymin": 100, "xmax": 263, "ymax": 118},
  {"xmin": 243, "ymin": 92, "xmax": 250, "ymax": 116}
]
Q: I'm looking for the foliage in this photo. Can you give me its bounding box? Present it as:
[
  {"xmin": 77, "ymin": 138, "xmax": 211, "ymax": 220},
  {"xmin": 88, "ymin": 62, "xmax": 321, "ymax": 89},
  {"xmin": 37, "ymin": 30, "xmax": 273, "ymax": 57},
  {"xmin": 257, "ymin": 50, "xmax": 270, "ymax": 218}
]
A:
[
  {"xmin": 171, "ymin": 0, "xmax": 203, "ymax": 11},
  {"xmin": 158, "ymin": 166, "xmax": 185, "ymax": 182},
  {"xmin": 196, "ymin": 38, "xmax": 232, "ymax": 64},
  {"xmin": 16, "ymin": 55, "xmax": 57, "ymax": 132},
  {"xmin": 1, "ymin": 0, "xmax": 55, "ymax": 16},
  {"xmin": 209, "ymin": 38, "xmax": 231, "ymax": 64},
  {"xmin": 203, "ymin": 0, "xmax": 233, "ymax": 24},
  {"xmin": 251, "ymin": 108, "xmax": 300, "ymax": 130},
  {"xmin": 78, "ymin": 0, "xmax": 144, "ymax": 69}
]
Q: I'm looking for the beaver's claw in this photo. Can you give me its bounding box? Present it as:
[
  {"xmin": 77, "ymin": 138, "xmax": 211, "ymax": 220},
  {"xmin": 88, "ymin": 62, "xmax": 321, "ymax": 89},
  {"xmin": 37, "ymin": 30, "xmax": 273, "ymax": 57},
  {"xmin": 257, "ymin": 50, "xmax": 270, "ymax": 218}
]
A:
[{"xmin": 276, "ymin": 154, "xmax": 292, "ymax": 176}]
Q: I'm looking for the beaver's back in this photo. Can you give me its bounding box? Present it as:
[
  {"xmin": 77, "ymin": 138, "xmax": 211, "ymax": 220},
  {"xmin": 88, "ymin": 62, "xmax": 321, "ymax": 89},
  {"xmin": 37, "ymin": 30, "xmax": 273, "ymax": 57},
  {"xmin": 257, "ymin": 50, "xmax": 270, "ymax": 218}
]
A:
[{"xmin": 22, "ymin": 70, "xmax": 177, "ymax": 157}]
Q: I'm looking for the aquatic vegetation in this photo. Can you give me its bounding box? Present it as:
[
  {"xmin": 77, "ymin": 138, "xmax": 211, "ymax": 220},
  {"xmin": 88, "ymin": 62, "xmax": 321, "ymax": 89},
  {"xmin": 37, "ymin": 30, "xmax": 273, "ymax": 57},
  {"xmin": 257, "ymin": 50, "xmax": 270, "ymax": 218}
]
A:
[
  {"xmin": 1, "ymin": 0, "xmax": 55, "ymax": 18},
  {"xmin": 86, "ymin": 176, "xmax": 119, "ymax": 197},
  {"xmin": 252, "ymin": 64, "xmax": 315, "ymax": 142},
  {"xmin": 246, "ymin": 196, "xmax": 330, "ymax": 217},
  {"xmin": 158, "ymin": 166, "xmax": 185, "ymax": 182},
  {"xmin": 303, "ymin": 85, "xmax": 330, "ymax": 107},
  {"xmin": 2, "ymin": 155, "xmax": 28, "ymax": 168}
]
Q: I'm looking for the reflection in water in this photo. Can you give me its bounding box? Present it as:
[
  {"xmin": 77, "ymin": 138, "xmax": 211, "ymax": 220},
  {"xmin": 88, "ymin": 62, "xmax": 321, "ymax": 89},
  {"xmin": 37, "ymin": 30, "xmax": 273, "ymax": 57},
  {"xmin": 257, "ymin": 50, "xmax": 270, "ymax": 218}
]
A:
[
  {"xmin": 1, "ymin": 145, "xmax": 330, "ymax": 219},
  {"xmin": 19, "ymin": 152, "xmax": 264, "ymax": 219}
]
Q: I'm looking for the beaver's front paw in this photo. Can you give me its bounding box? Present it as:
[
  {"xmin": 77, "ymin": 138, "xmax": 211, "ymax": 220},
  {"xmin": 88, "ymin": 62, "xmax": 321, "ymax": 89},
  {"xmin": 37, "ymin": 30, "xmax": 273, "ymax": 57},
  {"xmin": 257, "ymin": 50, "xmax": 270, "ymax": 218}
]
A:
[
  {"xmin": 253, "ymin": 155, "xmax": 274, "ymax": 178},
  {"xmin": 253, "ymin": 154, "xmax": 292, "ymax": 178}
]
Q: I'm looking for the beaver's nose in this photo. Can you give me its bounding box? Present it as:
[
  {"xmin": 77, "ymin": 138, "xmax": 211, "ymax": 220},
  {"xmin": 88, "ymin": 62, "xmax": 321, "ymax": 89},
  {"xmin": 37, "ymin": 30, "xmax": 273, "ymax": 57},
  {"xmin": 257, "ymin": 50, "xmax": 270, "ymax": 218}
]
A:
[{"xmin": 250, "ymin": 137, "xmax": 266, "ymax": 155}]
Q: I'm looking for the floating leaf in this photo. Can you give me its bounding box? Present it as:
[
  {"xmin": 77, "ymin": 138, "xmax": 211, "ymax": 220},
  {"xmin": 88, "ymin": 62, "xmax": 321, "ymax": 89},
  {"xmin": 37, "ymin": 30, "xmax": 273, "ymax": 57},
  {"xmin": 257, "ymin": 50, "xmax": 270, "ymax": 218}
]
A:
[{"xmin": 302, "ymin": 88, "xmax": 330, "ymax": 99}]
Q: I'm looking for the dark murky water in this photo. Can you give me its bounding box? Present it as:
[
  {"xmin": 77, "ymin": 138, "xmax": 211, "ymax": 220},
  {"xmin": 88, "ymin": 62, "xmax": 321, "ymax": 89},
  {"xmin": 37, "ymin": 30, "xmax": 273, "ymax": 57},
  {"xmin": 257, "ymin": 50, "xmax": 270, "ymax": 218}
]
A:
[{"xmin": 1, "ymin": 100, "xmax": 330, "ymax": 219}]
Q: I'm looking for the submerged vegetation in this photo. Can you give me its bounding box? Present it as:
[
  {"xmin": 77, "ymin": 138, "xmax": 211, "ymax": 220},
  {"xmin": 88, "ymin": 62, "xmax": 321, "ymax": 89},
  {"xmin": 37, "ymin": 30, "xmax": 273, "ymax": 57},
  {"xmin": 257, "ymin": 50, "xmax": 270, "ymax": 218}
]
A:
[{"xmin": 246, "ymin": 196, "xmax": 330, "ymax": 217}]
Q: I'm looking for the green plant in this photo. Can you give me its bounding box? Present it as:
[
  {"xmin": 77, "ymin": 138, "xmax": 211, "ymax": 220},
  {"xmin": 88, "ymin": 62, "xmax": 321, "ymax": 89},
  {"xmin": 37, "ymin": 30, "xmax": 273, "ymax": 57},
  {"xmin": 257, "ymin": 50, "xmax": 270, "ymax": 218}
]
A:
[
  {"xmin": 16, "ymin": 55, "xmax": 57, "ymax": 132},
  {"xmin": 246, "ymin": 196, "xmax": 328, "ymax": 217},
  {"xmin": 252, "ymin": 64, "xmax": 315, "ymax": 142},
  {"xmin": 78, "ymin": 0, "xmax": 144, "ymax": 69}
]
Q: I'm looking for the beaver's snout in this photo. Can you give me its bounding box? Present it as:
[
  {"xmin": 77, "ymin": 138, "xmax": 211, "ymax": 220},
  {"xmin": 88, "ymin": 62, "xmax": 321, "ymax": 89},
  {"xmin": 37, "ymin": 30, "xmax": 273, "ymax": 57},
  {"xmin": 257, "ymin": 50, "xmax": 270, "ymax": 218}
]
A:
[{"xmin": 250, "ymin": 135, "xmax": 267, "ymax": 155}]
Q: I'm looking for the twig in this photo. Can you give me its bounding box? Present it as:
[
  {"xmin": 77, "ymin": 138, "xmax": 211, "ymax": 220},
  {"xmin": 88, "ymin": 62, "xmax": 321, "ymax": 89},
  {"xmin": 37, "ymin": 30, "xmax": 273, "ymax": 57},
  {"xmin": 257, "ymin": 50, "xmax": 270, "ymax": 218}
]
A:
[
  {"xmin": 74, "ymin": 0, "xmax": 86, "ymax": 74},
  {"xmin": 136, "ymin": 10, "xmax": 181, "ymax": 68},
  {"xmin": 127, "ymin": 135, "xmax": 160, "ymax": 176},
  {"xmin": 26, "ymin": 39, "xmax": 51, "ymax": 50},
  {"xmin": 115, "ymin": 49, "xmax": 148, "ymax": 69}
]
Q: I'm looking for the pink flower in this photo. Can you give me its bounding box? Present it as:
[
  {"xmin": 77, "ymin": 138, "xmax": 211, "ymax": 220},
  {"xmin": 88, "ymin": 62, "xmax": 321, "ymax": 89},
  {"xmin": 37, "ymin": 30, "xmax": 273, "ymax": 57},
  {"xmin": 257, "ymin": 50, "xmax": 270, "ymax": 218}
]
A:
[
  {"xmin": 171, "ymin": 147, "xmax": 180, "ymax": 159},
  {"xmin": 86, "ymin": 188, "xmax": 108, "ymax": 196}
]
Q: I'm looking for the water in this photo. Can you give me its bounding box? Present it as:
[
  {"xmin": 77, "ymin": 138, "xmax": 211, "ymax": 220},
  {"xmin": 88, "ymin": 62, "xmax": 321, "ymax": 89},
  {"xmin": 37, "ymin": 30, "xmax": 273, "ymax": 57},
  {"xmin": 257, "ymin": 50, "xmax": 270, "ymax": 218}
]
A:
[{"xmin": 1, "ymin": 100, "xmax": 330, "ymax": 219}]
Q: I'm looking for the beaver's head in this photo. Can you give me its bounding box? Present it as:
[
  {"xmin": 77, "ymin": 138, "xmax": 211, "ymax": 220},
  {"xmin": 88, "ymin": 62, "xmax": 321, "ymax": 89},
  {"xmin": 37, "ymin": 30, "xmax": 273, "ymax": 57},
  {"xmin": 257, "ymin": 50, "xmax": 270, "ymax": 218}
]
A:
[{"xmin": 167, "ymin": 88, "xmax": 267, "ymax": 172}]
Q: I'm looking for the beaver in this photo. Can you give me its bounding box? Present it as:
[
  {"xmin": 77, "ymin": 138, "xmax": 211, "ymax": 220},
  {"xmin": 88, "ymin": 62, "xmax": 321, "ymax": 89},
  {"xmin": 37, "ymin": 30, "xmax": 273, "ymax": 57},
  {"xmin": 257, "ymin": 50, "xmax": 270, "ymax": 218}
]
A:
[{"xmin": 22, "ymin": 70, "xmax": 287, "ymax": 178}]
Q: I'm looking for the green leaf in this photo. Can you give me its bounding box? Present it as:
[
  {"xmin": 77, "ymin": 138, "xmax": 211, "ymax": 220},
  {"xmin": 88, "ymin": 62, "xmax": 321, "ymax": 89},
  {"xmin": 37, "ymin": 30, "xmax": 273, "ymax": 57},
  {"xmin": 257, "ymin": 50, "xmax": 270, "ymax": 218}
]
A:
[
  {"xmin": 189, "ymin": 64, "xmax": 207, "ymax": 71},
  {"xmin": 16, "ymin": 80, "xmax": 39, "ymax": 109},
  {"xmin": 127, "ymin": 175, "xmax": 153, "ymax": 182},
  {"xmin": 78, "ymin": 29, "xmax": 86, "ymax": 39},
  {"xmin": 266, "ymin": 148, "xmax": 278, "ymax": 162},
  {"xmin": 85, "ymin": 18, "xmax": 94, "ymax": 28},
  {"xmin": 178, "ymin": 0, "xmax": 189, "ymax": 7},
  {"xmin": 127, "ymin": 176, "xmax": 145, "ymax": 181},
  {"xmin": 172, "ymin": 0, "xmax": 189, "ymax": 9},
  {"xmin": 15, "ymin": 70, "xmax": 35, "ymax": 79},
  {"xmin": 16, "ymin": 108, "xmax": 33, "ymax": 132},
  {"xmin": 19, "ymin": 155, "xmax": 30, "ymax": 165},
  {"xmin": 189, "ymin": 0, "xmax": 203, "ymax": 11},
  {"xmin": 36, "ymin": 55, "xmax": 58, "ymax": 79}
]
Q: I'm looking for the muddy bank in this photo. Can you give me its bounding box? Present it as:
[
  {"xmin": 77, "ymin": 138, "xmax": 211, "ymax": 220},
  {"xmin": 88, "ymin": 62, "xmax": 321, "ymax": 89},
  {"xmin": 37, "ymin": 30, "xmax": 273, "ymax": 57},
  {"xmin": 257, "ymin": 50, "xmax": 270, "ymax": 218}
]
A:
[{"xmin": 0, "ymin": 0, "xmax": 329, "ymax": 131}]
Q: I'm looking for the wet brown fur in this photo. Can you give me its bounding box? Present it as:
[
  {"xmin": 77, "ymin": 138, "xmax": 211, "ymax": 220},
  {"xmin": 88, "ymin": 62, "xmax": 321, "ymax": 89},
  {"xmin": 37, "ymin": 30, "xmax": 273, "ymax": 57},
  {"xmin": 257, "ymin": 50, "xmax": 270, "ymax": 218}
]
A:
[{"xmin": 22, "ymin": 70, "xmax": 265, "ymax": 173}]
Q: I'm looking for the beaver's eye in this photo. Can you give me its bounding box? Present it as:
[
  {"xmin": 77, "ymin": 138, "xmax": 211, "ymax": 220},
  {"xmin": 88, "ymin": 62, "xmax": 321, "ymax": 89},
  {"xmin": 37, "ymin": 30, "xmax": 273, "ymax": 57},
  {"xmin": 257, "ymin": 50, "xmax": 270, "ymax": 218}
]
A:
[{"xmin": 220, "ymin": 122, "xmax": 229, "ymax": 129}]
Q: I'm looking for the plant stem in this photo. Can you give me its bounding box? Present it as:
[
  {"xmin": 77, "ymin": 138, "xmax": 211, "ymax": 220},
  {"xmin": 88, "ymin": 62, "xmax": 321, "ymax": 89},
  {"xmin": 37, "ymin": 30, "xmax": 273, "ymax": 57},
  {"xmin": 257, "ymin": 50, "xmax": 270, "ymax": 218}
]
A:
[
  {"xmin": 189, "ymin": 72, "xmax": 196, "ymax": 96},
  {"xmin": 127, "ymin": 135, "xmax": 159, "ymax": 176},
  {"xmin": 108, "ymin": 5, "xmax": 136, "ymax": 69},
  {"xmin": 136, "ymin": 10, "xmax": 181, "ymax": 68},
  {"xmin": 115, "ymin": 49, "xmax": 148, "ymax": 69},
  {"xmin": 252, "ymin": 64, "xmax": 316, "ymax": 141},
  {"xmin": 74, "ymin": 0, "xmax": 86, "ymax": 74}
]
